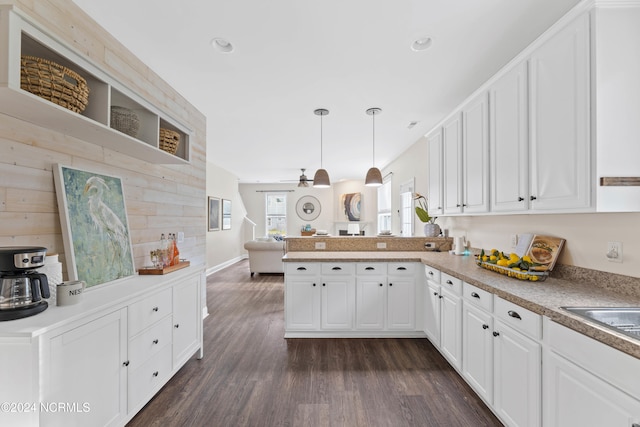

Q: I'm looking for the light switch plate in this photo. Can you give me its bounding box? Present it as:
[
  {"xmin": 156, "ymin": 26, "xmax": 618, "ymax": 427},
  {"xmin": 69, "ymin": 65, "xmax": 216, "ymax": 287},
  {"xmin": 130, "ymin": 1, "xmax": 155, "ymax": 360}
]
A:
[
  {"xmin": 377, "ymin": 242, "xmax": 387, "ymax": 249},
  {"xmin": 315, "ymin": 242, "xmax": 326, "ymax": 250}
]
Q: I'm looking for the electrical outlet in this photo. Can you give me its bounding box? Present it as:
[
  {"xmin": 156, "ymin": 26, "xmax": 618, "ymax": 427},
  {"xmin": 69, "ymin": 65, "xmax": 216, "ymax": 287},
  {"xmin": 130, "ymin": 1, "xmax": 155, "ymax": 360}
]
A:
[
  {"xmin": 606, "ymin": 241, "xmax": 622, "ymax": 263},
  {"xmin": 424, "ymin": 242, "xmax": 435, "ymax": 249},
  {"xmin": 510, "ymin": 234, "xmax": 518, "ymax": 248},
  {"xmin": 315, "ymin": 242, "xmax": 326, "ymax": 250},
  {"xmin": 177, "ymin": 232, "xmax": 185, "ymax": 243},
  {"xmin": 377, "ymin": 242, "xmax": 387, "ymax": 249}
]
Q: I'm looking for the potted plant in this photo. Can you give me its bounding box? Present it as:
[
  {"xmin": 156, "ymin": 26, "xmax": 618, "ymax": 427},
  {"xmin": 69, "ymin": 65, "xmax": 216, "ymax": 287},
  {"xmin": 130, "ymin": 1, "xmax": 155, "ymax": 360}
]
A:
[{"xmin": 413, "ymin": 193, "xmax": 441, "ymax": 237}]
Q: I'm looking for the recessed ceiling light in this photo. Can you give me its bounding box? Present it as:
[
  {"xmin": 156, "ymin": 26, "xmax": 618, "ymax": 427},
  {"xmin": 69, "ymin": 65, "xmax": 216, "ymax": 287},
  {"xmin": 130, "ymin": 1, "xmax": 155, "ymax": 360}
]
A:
[
  {"xmin": 408, "ymin": 121, "xmax": 419, "ymax": 129},
  {"xmin": 211, "ymin": 37, "xmax": 234, "ymax": 53},
  {"xmin": 411, "ymin": 37, "xmax": 432, "ymax": 52}
]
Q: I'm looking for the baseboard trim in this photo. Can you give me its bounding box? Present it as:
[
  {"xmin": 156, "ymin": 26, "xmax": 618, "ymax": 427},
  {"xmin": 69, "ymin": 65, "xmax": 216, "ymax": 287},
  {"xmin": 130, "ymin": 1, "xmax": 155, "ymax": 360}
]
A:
[
  {"xmin": 284, "ymin": 331, "xmax": 428, "ymax": 339},
  {"xmin": 206, "ymin": 255, "xmax": 246, "ymax": 276}
]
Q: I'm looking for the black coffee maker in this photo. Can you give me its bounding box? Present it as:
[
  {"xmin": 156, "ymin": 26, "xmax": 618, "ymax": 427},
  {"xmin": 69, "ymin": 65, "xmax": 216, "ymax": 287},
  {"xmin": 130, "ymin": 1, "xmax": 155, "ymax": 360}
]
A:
[{"xmin": 0, "ymin": 246, "xmax": 50, "ymax": 321}]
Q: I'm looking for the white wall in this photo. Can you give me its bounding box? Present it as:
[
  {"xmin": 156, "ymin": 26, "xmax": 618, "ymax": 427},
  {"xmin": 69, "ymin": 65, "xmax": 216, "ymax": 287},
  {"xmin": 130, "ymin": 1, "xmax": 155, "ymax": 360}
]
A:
[
  {"xmin": 239, "ymin": 180, "xmax": 377, "ymax": 238},
  {"xmin": 205, "ymin": 162, "xmax": 246, "ymax": 271}
]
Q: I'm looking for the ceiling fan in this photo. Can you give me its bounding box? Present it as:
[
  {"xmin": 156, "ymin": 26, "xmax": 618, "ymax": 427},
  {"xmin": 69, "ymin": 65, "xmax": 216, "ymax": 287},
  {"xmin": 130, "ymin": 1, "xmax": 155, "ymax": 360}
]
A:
[{"xmin": 281, "ymin": 168, "xmax": 313, "ymax": 187}]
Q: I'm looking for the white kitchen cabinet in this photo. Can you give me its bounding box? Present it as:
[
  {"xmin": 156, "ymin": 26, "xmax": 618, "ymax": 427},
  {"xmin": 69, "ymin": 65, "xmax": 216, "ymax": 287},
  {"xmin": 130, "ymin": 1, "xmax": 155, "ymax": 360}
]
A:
[
  {"xmin": 285, "ymin": 263, "xmax": 321, "ymax": 331},
  {"xmin": 0, "ymin": 5, "xmax": 191, "ymax": 164},
  {"xmin": 387, "ymin": 263, "xmax": 417, "ymax": 330},
  {"xmin": 490, "ymin": 62, "xmax": 529, "ymax": 212},
  {"xmin": 172, "ymin": 276, "xmax": 202, "ymax": 368},
  {"xmin": 462, "ymin": 302, "xmax": 494, "ymax": 404},
  {"xmin": 423, "ymin": 280, "xmax": 441, "ymax": 346},
  {"xmin": 461, "ymin": 92, "xmax": 490, "ymax": 213},
  {"xmin": 43, "ymin": 308, "xmax": 128, "ymax": 427},
  {"xmin": 443, "ymin": 113, "xmax": 463, "ymax": 214},
  {"xmin": 543, "ymin": 318, "xmax": 640, "ymax": 427},
  {"xmin": 440, "ymin": 286, "xmax": 463, "ymax": 370},
  {"xmin": 426, "ymin": 128, "xmax": 444, "ymax": 216},
  {"xmin": 320, "ymin": 263, "xmax": 355, "ymax": 330},
  {"xmin": 528, "ymin": 12, "xmax": 592, "ymax": 211},
  {"xmin": 356, "ymin": 276, "xmax": 386, "ymax": 330}
]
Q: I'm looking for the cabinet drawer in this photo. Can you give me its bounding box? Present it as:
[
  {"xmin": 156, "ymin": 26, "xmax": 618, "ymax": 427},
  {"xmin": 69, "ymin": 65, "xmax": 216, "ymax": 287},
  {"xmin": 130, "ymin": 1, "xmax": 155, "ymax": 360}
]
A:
[
  {"xmin": 128, "ymin": 316, "xmax": 172, "ymax": 371},
  {"xmin": 285, "ymin": 263, "xmax": 320, "ymax": 275},
  {"xmin": 356, "ymin": 263, "xmax": 387, "ymax": 275},
  {"xmin": 424, "ymin": 264, "xmax": 441, "ymax": 283},
  {"xmin": 388, "ymin": 263, "xmax": 415, "ymax": 275},
  {"xmin": 462, "ymin": 282, "xmax": 493, "ymax": 312},
  {"xmin": 128, "ymin": 345, "xmax": 172, "ymax": 410},
  {"xmin": 495, "ymin": 297, "xmax": 541, "ymax": 339},
  {"xmin": 321, "ymin": 263, "xmax": 354, "ymax": 275},
  {"xmin": 128, "ymin": 289, "xmax": 172, "ymax": 338},
  {"xmin": 441, "ymin": 272, "xmax": 462, "ymax": 295}
]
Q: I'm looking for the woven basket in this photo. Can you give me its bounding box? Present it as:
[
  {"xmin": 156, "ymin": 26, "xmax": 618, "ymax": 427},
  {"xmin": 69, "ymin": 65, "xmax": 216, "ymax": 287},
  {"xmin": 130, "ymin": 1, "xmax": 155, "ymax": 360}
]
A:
[
  {"xmin": 110, "ymin": 106, "xmax": 140, "ymax": 137},
  {"xmin": 20, "ymin": 55, "xmax": 89, "ymax": 113},
  {"xmin": 159, "ymin": 128, "xmax": 180, "ymax": 155}
]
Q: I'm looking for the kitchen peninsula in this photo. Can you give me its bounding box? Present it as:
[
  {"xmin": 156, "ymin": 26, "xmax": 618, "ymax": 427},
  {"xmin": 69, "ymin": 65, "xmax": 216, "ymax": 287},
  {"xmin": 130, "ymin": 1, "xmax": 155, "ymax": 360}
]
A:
[{"xmin": 283, "ymin": 239, "xmax": 640, "ymax": 427}]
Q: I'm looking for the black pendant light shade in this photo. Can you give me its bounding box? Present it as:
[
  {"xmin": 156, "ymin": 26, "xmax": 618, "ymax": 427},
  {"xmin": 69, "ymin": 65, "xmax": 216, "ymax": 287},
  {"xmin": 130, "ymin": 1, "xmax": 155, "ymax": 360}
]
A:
[
  {"xmin": 365, "ymin": 107, "xmax": 383, "ymax": 187},
  {"xmin": 313, "ymin": 108, "xmax": 331, "ymax": 188}
]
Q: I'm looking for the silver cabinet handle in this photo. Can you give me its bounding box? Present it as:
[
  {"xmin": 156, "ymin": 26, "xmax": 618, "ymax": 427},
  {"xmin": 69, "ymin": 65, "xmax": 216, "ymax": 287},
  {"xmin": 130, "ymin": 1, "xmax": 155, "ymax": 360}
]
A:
[
  {"xmin": 471, "ymin": 292, "xmax": 480, "ymax": 299},
  {"xmin": 508, "ymin": 310, "xmax": 522, "ymax": 320}
]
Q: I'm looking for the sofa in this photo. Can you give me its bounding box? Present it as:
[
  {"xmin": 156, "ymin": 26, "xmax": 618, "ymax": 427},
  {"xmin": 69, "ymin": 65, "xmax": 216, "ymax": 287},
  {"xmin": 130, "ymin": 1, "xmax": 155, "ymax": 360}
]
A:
[{"xmin": 243, "ymin": 237, "xmax": 285, "ymax": 276}]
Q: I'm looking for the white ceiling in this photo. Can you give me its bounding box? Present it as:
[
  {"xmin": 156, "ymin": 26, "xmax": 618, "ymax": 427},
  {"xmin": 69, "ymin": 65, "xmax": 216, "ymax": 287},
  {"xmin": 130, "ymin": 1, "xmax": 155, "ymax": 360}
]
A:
[{"xmin": 72, "ymin": 0, "xmax": 581, "ymax": 184}]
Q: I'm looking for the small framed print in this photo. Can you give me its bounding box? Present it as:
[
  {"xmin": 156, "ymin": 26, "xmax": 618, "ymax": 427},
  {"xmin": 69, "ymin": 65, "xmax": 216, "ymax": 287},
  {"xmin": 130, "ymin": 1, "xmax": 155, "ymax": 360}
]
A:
[
  {"xmin": 222, "ymin": 199, "xmax": 231, "ymax": 230},
  {"xmin": 208, "ymin": 197, "xmax": 220, "ymax": 231}
]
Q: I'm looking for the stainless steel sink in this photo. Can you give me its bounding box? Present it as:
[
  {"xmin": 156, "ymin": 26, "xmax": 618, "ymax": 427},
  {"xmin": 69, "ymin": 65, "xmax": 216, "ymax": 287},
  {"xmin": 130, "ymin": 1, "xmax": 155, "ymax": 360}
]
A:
[{"xmin": 562, "ymin": 307, "xmax": 640, "ymax": 340}]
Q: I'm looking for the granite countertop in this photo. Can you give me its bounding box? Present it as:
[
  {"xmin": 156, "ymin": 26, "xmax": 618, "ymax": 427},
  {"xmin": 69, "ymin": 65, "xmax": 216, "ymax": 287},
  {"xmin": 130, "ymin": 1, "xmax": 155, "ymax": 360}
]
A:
[{"xmin": 283, "ymin": 251, "xmax": 640, "ymax": 359}]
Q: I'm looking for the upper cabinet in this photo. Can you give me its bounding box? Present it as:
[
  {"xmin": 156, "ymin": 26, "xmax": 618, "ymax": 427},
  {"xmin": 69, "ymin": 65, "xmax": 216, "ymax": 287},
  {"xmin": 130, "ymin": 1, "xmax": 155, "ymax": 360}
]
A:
[
  {"xmin": 489, "ymin": 62, "xmax": 529, "ymax": 213},
  {"xmin": 0, "ymin": 5, "xmax": 191, "ymax": 164},
  {"xmin": 443, "ymin": 113, "xmax": 463, "ymax": 214},
  {"xmin": 426, "ymin": 128, "xmax": 444, "ymax": 216},
  {"xmin": 461, "ymin": 92, "xmax": 489, "ymax": 214},
  {"xmin": 528, "ymin": 13, "xmax": 592, "ymax": 211}
]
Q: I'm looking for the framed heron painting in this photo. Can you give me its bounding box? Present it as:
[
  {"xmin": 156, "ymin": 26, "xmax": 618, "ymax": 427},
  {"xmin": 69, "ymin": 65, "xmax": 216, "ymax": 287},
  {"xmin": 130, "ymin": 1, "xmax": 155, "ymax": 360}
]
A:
[{"xmin": 54, "ymin": 164, "xmax": 135, "ymax": 287}]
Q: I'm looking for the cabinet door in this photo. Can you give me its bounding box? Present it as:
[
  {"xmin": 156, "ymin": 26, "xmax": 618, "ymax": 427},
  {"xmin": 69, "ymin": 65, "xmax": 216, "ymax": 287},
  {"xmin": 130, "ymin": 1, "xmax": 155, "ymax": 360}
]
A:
[
  {"xmin": 321, "ymin": 277, "xmax": 355, "ymax": 330},
  {"xmin": 356, "ymin": 277, "xmax": 386, "ymax": 330},
  {"xmin": 490, "ymin": 62, "xmax": 529, "ymax": 212},
  {"xmin": 529, "ymin": 13, "xmax": 591, "ymax": 211},
  {"xmin": 386, "ymin": 276, "xmax": 416, "ymax": 330},
  {"xmin": 462, "ymin": 92, "xmax": 489, "ymax": 213},
  {"xmin": 285, "ymin": 277, "xmax": 320, "ymax": 330},
  {"xmin": 462, "ymin": 303, "xmax": 494, "ymax": 404},
  {"xmin": 43, "ymin": 308, "xmax": 128, "ymax": 427},
  {"xmin": 493, "ymin": 321, "xmax": 541, "ymax": 427},
  {"xmin": 173, "ymin": 276, "xmax": 201, "ymax": 367},
  {"xmin": 427, "ymin": 128, "xmax": 444, "ymax": 216},
  {"xmin": 440, "ymin": 288, "xmax": 462, "ymax": 370},
  {"xmin": 544, "ymin": 351, "xmax": 640, "ymax": 427},
  {"xmin": 443, "ymin": 112, "xmax": 463, "ymax": 214},
  {"xmin": 423, "ymin": 282, "xmax": 441, "ymax": 346}
]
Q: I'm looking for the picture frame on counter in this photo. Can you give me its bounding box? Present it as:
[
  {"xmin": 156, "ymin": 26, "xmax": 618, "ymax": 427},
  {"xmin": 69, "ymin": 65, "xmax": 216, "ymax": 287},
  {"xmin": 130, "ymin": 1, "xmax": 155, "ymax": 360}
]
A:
[{"xmin": 53, "ymin": 164, "xmax": 135, "ymax": 288}]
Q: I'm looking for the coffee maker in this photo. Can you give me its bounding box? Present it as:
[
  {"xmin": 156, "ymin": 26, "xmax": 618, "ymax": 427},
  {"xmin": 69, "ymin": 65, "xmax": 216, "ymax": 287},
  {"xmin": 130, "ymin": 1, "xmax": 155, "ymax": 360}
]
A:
[{"xmin": 0, "ymin": 246, "xmax": 50, "ymax": 321}]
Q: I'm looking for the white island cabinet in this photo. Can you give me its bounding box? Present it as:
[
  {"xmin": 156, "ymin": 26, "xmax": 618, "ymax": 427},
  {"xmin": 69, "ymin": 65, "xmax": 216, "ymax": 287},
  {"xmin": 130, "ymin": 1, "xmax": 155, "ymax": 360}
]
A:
[
  {"xmin": 284, "ymin": 261, "xmax": 424, "ymax": 338},
  {"xmin": 0, "ymin": 267, "xmax": 204, "ymax": 427}
]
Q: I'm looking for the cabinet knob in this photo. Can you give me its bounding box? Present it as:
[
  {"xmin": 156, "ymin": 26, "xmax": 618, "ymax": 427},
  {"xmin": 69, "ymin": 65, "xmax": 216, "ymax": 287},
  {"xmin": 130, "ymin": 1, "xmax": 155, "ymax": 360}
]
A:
[
  {"xmin": 433, "ymin": 291, "xmax": 438, "ymax": 296},
  {"xmin": 437, "ymin": 206, "xmax": 442, "ymax": 210},
  {"xmin": 174, "ymin": 324, "xmax": 180, "ymax": 328},
  {"xmin": 456, "ymin": 204, "xmax": 461, "ymax": 207},
  {"xmin": 380, "ymin": 283, "xmax": 384, "ymax": 287},
  {"xmin": 153, "ymin": 371, "xmax": 159, "ymax": 377},
  {"xmin": 153, "ymin": 307, "xmax": 159, "ymax": 312},
  {"xmin": 462, "ymin": 204, "xmax": 467, "ymax": 207},
  {"xmin": 446, "ymin": 280, "xmax": 453, "ymax": 285},
  {"xmin": 389, "ymin": 283, "xmax": 393, "ymax": 287},
  {"xmin": 153, "ymin": 339, "xmax": 159, "ymax": 344},
  {"xmin": 518, "ymin": 197, "xmax": 524, "ymax": 202},
  {"xmin": 508, "ymin": 310, "xmax": 522, "ymax": 320},
  {"xmin": 312, "ymin": 283, "xmax": 316, "ymax": 287},
  {"xmin": 122, "ymin": 360, "xmax": 130, "ymax": 367},
  {"xmin": 471, "ymin": 292, "xmax": 480, "ymax": 299},
  {"xmin": 493, "ymin": 331, "xmax": 500, "ymax": 337},
  {"xmin": 482, "ymin": 324, "xmax": 489, "ymax": 330},
  {"xmin": 530, "ymin": 196, "xmax": 537, "ymax": 201},
  {"xmin": 322, "ymin": 283, "xmax": 326, "ymax": 287},
  {"xmin": 428, "ymin": 271, "xmax": 434, "ymax": 276},
  {"xmin": 438, "ymin": 295, "xmax": 443, "ymax": 299}
]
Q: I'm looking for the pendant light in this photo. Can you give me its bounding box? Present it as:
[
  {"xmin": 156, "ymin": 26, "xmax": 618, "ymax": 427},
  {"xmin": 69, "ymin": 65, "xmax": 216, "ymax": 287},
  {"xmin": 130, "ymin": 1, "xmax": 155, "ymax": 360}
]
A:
[
  {"xmin": 365, "ymin": 107, "xmax": 383, "ymax": 187},
  {"xmin": 313, "ymin": 108, "xmax": 331, "ymax": 188}
]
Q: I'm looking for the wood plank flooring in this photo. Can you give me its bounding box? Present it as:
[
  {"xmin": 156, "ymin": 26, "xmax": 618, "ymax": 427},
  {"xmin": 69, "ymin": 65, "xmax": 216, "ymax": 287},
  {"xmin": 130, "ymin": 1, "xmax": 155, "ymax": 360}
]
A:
[{"xmin": 127, "ymin": 260, "xmax": 502, "ymax": 427}]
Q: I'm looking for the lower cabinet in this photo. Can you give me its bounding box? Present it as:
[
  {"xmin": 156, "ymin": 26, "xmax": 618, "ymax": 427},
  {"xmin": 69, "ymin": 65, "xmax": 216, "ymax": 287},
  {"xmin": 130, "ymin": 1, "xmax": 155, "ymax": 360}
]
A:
[
  {"xmin": 285, "ymin": 261, "xmax": 422, "ymax": 337},
  {"xmin": 37, "ymin": 271, "xmax": 203, "ymax": 427},
  {"xmin": 543, "ymin": 318, "xmax": 640, "ymax": 427}
]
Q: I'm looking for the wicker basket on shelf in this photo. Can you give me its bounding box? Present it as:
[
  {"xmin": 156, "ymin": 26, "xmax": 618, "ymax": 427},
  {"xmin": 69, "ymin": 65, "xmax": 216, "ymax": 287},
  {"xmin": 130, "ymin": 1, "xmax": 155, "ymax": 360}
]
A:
[
  {"xmin": 20, "ymin": 55, "xmax": 89, "ymax": 113},
  {"xmin": 159, "ymin": 128, "xmax": 180, "ymax": 155},
  {"xmin": 110, "ymin": 106, "xmax": 140, "ymax": 137}
]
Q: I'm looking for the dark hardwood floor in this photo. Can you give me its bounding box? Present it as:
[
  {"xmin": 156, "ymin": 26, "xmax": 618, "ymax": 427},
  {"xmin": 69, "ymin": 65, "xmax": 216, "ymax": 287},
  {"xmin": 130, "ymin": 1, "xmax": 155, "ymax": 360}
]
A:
[{"xmin": 127, "ymin": 259, "xmax": 502, "ymax": 427}]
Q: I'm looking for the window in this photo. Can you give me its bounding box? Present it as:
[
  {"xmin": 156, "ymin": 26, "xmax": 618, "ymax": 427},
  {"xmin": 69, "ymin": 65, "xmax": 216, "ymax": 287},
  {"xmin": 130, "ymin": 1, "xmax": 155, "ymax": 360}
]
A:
[
  {"xmin": 377, "ymin": 176, "xmax": 392, "ymax": 233},
  {"xmin": 399, "ymin": 179, "xmax": 415, "ymax": 237},
  {"xmin": 266, "ymin": 193, "xmax": 287, "ymax": 236}
]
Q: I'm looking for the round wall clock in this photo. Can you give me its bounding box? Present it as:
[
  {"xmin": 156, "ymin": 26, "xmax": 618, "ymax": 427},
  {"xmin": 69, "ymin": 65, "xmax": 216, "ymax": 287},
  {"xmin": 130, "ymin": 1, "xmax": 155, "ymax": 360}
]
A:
[{"xmin": 296, "ymin": 195, "xmax": 321, "ymax": 221}]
